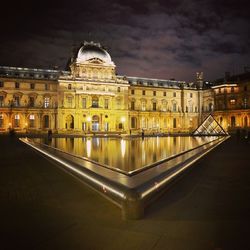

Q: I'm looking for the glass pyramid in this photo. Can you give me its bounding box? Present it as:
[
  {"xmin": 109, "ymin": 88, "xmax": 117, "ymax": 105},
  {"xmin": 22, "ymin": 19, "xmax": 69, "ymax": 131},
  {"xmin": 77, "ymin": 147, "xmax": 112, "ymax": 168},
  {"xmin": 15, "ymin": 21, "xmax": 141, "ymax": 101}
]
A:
[{"xmin": 193, "ymin": 115, "xmax": 228, "ymax": 136}]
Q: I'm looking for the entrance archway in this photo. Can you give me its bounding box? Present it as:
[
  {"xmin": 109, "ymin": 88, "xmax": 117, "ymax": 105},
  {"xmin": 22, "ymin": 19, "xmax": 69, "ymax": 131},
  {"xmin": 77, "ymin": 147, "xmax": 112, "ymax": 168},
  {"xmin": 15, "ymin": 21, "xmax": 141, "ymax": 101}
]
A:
[
  {"xmin": 65, "ymin": 115, "xmax": 74, "ymax": 129},
  {"xmin": 92, "ymin": 115, "xmax": 99, "ymax": 131}
]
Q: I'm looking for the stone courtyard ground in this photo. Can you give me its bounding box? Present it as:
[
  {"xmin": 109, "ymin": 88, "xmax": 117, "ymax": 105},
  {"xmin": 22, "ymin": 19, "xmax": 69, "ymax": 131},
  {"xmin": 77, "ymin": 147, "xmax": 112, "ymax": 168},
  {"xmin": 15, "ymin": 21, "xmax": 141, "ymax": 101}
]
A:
[{"xmin": 0, "ymin": 135, "xmax": 249, "ymax": 250}]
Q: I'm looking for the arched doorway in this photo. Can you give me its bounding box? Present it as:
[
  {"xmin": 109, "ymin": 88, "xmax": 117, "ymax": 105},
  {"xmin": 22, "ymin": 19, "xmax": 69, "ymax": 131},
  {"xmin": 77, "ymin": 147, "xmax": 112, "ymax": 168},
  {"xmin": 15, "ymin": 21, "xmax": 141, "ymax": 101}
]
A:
[
  {"xmin": 65, "ymin": 115, "xmax": 74, "ymax": 129},
  {"xmin": 92, "ymin": 115, "xmax": 99, "ymax": 131}
]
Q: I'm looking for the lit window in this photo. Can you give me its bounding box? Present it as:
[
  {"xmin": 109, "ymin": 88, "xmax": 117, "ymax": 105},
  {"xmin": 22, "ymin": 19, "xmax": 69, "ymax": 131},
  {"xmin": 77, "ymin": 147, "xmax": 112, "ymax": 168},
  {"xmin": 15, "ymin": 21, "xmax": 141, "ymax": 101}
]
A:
[
  {"xmin": 230, "ymin": 99, "xmax": 236, "ymax": 105},
  {"xmin": 14, "ymin": 96, "xmax": 20, "ymax": 107},
  {"xmin": 104, "ymin": 99, "xmax": 109, "ymax": 109},
  {"xmin": 29, "ymin": 115, "xmax": 35, "ymax": 128},
  {"xmin": 141, "ymin": 101, "xmax": 146, "ymax": 111},
  {"xmin": 44, "ymin": 97, "xmax": 50, "ymax": 108},
  {"xmin": 14, "ymin": 114, "xmax": 20, "ymax": 127},
  {"xmin": 92, "ymin": 96, "xmax": 99, "ymax": 108}
]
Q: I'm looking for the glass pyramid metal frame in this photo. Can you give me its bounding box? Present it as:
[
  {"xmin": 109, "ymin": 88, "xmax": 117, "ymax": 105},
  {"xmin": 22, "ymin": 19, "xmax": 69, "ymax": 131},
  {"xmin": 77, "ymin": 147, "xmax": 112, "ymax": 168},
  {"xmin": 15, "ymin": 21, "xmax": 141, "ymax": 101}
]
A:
[{"xmin": 193, "ymin": 114, "xmax": 228, "ymax": 136}]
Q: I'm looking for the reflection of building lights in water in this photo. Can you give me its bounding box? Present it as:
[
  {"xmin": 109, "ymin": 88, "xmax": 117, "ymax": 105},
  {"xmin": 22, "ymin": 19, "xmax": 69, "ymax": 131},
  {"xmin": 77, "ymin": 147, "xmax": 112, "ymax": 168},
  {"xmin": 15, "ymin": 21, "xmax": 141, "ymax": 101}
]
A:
[
  {"xmin": 121, "ymin": 139, "xmax": 126, "ymax": 158},
  {"xmin": 87, "ymin": 138, "xmax": 91, "ymax": 157}
]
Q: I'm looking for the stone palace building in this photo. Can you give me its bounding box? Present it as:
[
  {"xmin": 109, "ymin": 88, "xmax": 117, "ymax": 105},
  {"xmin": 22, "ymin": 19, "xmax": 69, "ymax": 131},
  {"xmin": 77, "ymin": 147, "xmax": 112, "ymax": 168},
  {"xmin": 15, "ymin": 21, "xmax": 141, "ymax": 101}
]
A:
[{"xmin": 0, "ymin": 41, "xmax": 249, "ymax": 134}]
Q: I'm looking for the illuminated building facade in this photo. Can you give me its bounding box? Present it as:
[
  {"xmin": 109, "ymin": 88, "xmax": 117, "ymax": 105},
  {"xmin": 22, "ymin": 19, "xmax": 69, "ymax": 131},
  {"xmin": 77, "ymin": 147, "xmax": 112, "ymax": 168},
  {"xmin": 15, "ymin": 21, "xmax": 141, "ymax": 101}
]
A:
[
  {"xmin": 211, "ymin": 71, "xmax": 250, "ymax": 132},
  {"xmin": 1, "ymin": 41, "xmax": 247, "ymax": 134}
]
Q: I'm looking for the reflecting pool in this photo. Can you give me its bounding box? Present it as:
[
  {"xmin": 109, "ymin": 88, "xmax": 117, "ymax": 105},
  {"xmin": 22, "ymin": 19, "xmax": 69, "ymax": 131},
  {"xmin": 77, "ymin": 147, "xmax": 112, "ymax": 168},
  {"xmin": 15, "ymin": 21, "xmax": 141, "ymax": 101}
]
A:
[{"xmin": 35, "ymin": 136, "xmax": 217, "ymax": 172}]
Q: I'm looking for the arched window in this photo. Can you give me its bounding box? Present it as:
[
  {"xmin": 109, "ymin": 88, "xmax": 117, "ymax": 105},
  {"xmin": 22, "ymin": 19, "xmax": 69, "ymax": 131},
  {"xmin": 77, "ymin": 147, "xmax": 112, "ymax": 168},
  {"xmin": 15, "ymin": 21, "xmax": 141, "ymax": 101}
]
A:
[{"xmin": 65, "ymin": 115, "xmax": 74, "ymax": 129}]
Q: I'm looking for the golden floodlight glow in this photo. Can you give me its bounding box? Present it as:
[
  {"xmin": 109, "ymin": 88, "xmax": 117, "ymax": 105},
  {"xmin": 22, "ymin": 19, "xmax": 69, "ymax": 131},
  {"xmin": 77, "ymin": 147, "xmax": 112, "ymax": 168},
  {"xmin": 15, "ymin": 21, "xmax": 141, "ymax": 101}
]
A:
[{"xmin": 121, "ymin": 117, "xmax": 126, "ymax": 123}]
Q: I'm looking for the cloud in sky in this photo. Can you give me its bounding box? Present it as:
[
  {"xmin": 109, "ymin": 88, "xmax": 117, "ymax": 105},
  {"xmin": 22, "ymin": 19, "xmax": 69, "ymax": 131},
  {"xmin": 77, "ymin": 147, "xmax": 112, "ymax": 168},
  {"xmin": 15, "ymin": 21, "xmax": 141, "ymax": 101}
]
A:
[{"xmin": 0, "ymin": 0, "xmax": 249, "ymax": 82}]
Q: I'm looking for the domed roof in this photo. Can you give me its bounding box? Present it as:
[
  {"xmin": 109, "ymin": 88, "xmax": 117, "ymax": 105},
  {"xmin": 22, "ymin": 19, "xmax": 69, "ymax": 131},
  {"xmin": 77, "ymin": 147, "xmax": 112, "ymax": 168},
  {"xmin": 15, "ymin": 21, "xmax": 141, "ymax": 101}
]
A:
[{"xmin": 76, "ymin": 42, "xmax": 114, "ymax": 66}]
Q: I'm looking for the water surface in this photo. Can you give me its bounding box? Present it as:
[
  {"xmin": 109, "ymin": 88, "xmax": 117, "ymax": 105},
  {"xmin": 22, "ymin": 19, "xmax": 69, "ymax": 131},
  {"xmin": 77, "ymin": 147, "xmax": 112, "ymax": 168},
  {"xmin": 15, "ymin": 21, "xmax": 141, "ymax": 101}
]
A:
[{"xmin": 35, "ymin": 136, "xmax": 217, "ymax": 172}]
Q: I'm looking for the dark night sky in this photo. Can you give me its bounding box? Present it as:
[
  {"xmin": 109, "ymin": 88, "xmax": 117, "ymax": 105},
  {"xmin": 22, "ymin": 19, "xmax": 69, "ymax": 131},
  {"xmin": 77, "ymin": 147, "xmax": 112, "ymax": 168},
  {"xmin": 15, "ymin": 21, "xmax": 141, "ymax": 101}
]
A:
[{"xmin": 0, "ymin": 0, "xmax": 250, "ymax": 82}]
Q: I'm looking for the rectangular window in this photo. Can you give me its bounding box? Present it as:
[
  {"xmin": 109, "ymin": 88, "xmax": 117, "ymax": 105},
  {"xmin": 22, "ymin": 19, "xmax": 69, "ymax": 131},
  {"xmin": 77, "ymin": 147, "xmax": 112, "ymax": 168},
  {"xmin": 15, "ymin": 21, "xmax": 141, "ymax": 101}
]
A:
[
  {"xmin": 190, "ymin": 93, "xmax": 193, "ymax": 98},
  {"xmin": 14, "ymin": 96, "xmax": 20, "ymax": 107},
  {"xmin": 44, "ymin": 97, "xmax": 50, "ymax": 108},
  {"xmin": 82, "ymin": 98, "xmax": 86, "ymax": 108},
  {"xmin": 0, "ymin": 96, "xmax": 3, "ymax": 107},
  {"xmin": 173, "ymin": 92, "xmax": 176, "ymax": 97},
  {"xmin": 231, "ymin": 87, "xmax": 234, "ymax": 93},
  {"xmin": 104, "ymin": 99, "xmax": 109, "ymax": 109},
  {"xmin": 30, "ymin": 83, "xmax": 35, "ymax": 89},
  {"xmin": 68, "ymin": 84, "xmax": 72, "ymax": 90},
  {"xmin": 153, "ymin": 91, "xmax": 156, "ymax": 96},
  {"xmin": 0, "ymin": 82, "xmax": 4, "ymax": 88},
  {"xmin": 163, "ymin": 91, "xmax": 166, "ymax": 96},
  {"xmin": 131, "ymin": 89, "xmax": 134, "ymax": 95},
  {"xmin": 45, "ymin": 83, "xmax": 49, "ymax": 90},
  {"xmin": 131, "ymin": 101, "xmax": 135, "ymax": 110},
  {"xmin": 173, "ymin": 103, "xmax": 177, "ymax": 112},
  {"xmin": 117, "ymin": 87, "xmax": 121, "ymax": 92},
  {"xmin": 15, "ymin": 82, "xmax": 20, "ymax": 89},
  {"xmin": 173, "ymin": 118, "xmax": 177, "ymax": 128},
  {"xmin": 153, "ymin": 102, "xmax": 157, "ymax": 111},
  {"xmin": 142, "ymin": 90, "xmax": 145, "ymax": 95},
  {"xmin": 142, "ymin": 101, "xmax": 146, "ymax": 111},
  {"xmin": 67, "ymin": 97, "xmax": 73, "ymax": 108},
  {"xmin": 29, "ymin": 97, "xmax": 35, "ymax": 107}
]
